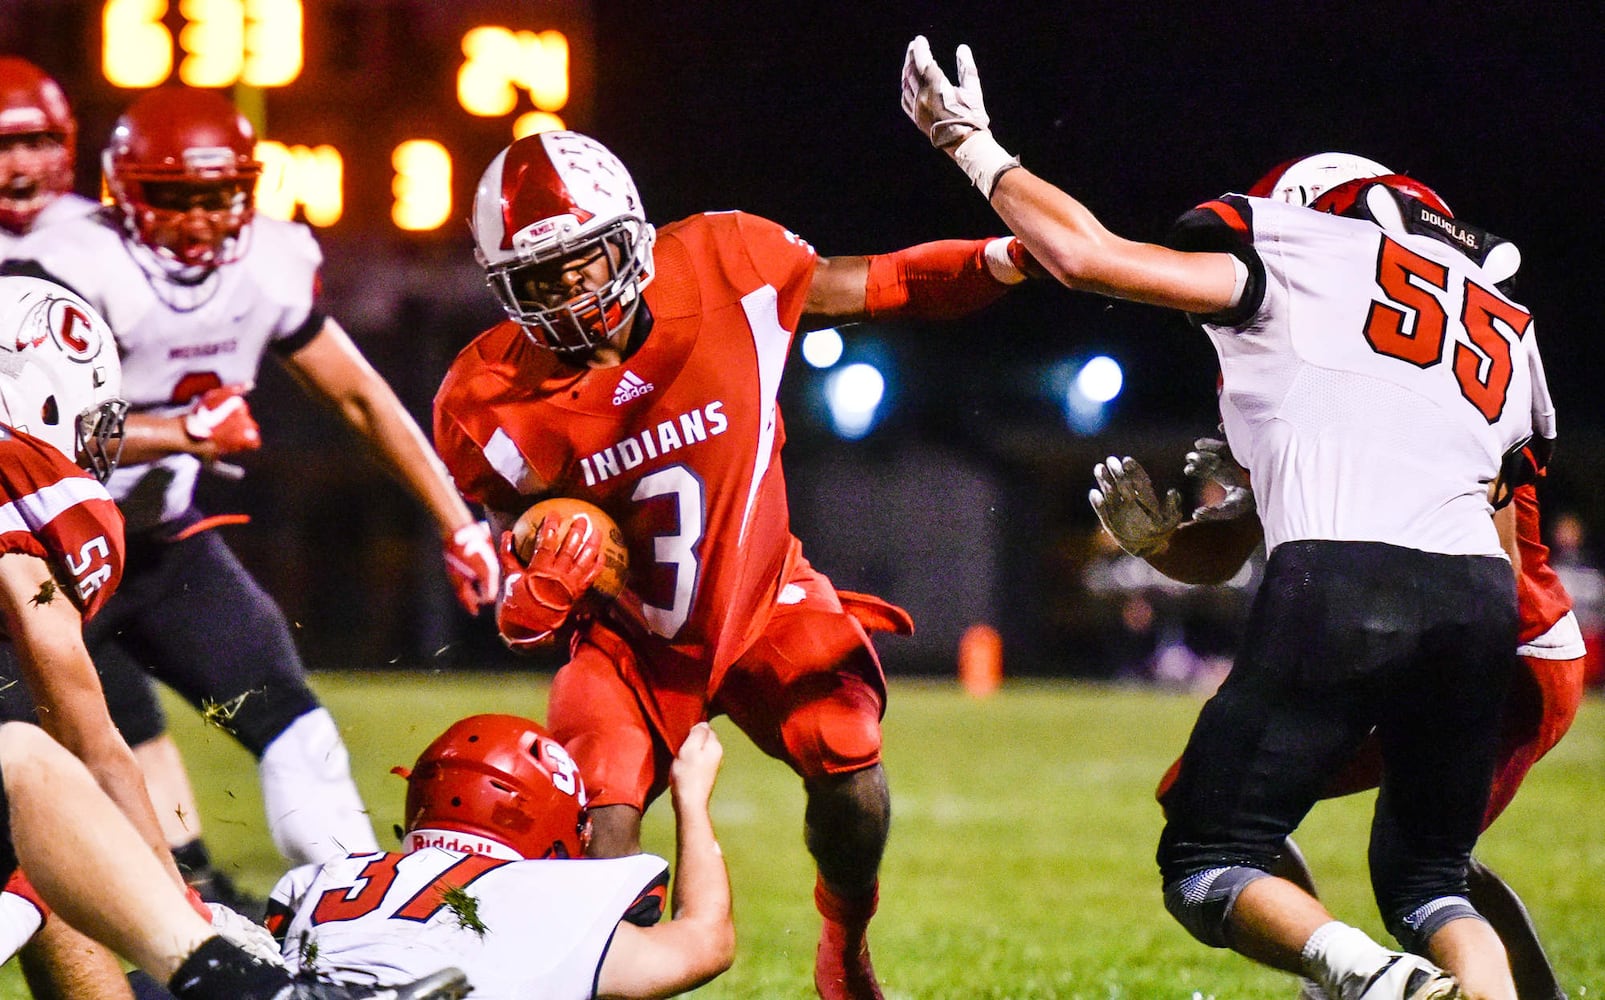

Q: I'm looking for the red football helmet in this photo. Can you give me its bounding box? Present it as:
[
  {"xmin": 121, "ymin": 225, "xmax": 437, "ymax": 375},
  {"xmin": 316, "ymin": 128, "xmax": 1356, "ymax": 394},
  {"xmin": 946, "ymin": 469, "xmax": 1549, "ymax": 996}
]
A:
[
  {"xmin": 1247, "ymin": 152, "xmax": 1391, "ymax": 207},
  {"xmin": 470, "ymin": 131, "xmax": 655, "ymax": 356},
  {"xmin": 1311, "ymin": 173, "xmax": 1453, "ymax": 220},
  {"xmin": 397, "ymin": 714, "xmax": 589, "ymax": 860},
  {"xmin": 102, "ymin": 87, "xmax": 261, "ymax": 271},
  {"xmin": 0, "ymin": 57, "xmax": 76, "ymax": 233}
]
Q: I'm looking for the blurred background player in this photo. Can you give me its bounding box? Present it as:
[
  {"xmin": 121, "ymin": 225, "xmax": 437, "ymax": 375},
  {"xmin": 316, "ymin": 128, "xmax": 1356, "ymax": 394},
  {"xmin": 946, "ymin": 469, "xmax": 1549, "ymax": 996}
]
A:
[
  {"xmin": 0, "ymin": 55, "xmax": 265, "ymax": 920},
  {"xmin": 0, "ymin": 57, "xmax": 97, "ymax": 253},
  {"xmin": 3, "ymin": 87, "xmax": 501, "ymax": 884},
  {"xmin": 255, "ymin": 715, "xmax": 730, "ymax": 1000},
  {"xmin": 0, "ymin": 273, "xmax": 468, "ymax": 999},
  {"xmin": 433, "ymin": 130, "xmax": 1035, "ymax": 1000},
  {"xmin": 905, "ymin": 38, "xmax": 1552, "ymax": 1000}
]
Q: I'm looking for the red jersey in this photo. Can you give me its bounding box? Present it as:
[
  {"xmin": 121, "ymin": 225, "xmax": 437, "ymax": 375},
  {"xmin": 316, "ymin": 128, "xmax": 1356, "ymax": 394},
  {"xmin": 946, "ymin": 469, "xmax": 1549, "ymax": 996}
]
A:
[
  {"xmin": 1513, "ymin": 482, "xmax": 1571, "ymax": 645},
  {"xmin": 0, "ymin": 427, "xmax": 125, "ymax": 622},
  {"xmin": 435, "ymin": 212, "xmax": 818, "ymax": 682}
]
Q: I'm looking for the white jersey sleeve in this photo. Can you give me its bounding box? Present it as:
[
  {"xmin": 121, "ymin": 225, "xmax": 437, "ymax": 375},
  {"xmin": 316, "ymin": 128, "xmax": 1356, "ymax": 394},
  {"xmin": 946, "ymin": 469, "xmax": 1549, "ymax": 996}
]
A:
[
  {"xmin": 1188, "ymin": 196, "xmax": 1541, "ymax": 557},
  {"xmin": 7, "ymin": 213, "xmax": 325, "ymax": 530},
  {"xmin": 269, "ymin": 849, "xmax": 670, "ymax": 1000}
]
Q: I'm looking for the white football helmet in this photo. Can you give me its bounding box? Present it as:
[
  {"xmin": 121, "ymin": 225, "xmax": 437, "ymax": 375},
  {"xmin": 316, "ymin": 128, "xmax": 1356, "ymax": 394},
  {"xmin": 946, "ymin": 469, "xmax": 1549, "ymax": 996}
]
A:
[
  {"xmin": 470, "ymin": 131, "xmax": 655, "ymax": 356},
  {"xmin": 1248, "ymin": 152, "xmax": 1392, "ymax": 206},
  {"xmin": 0, "ymin": 275, "xmax": 126, "ymax": 480}
]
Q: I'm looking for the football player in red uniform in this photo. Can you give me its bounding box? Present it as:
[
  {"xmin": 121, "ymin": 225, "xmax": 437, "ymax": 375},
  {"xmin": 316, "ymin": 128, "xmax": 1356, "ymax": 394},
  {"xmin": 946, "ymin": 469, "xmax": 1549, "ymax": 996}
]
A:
[
  {"xmin": 905, "ymin": 38, "xmax": 1550, "ymax": 1000},
  {"xmin": 0, "ymin": 273, "xmax": 469, "ymax": 1000},
  {"xmin": 433, "ymin": 130, "xmax": 1034, "ymax": 1000}
]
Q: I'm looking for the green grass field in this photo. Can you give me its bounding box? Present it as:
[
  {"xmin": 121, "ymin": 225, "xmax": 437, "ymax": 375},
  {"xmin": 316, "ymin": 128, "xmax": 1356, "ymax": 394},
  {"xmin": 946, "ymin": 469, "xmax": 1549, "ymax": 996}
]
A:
[{"xmin": 5, "ymin": 676, "xmax": 1601, "ymax": 998}]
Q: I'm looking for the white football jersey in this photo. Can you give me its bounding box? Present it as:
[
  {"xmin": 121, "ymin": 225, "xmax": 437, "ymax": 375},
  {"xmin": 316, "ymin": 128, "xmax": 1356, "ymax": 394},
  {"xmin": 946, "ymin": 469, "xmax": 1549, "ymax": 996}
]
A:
[
  {"xmin": 0, "ymin": 192, "xmax": 101, "ymax": 259},
  {"xmin": 1197, "ymin": 196, "xmax": 1547, "ymax": 557},
  {"xmin": 7, "ymin": 211, "xmax": 323, "ymax": 530},
  {"xmin": 269, "ymin": 848, "xmax": 669, "ymax": 1000}
]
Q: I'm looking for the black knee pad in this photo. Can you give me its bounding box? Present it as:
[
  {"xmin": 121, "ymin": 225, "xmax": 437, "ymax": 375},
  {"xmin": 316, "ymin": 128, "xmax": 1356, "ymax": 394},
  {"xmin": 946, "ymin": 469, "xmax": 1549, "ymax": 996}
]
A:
[
  {"xmin": 1163, "ymin": 865, "xmax": 1269, "ymax": 948},
  {"xmin": 211, "ymin": 682, "xmax": 321, "ymax": 758}
]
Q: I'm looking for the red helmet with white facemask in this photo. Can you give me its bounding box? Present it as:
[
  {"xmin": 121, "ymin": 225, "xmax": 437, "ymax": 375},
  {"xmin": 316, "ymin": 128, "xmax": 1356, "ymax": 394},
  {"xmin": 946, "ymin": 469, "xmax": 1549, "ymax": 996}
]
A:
[
  {"xmin": 0, "ymin": 276, "xmax": 126, "ymax": 481},
  {"xmin": 396, "ymin": 714, "xmax": 589, "ymax": 860},
  {"xmin": 1248, "ymin": 152, "xmax": 1392, "ymax": 207},
  {"xmin": 0, "ymin": 57, "xmax": 76, "ymax": 233},
  {"xmin": 470, "ymin": 131, "xmax": 655, "ymax": 357},
  {"xmin": 103, "ymin": 87, "xmax": 261, "ymax": 271}
]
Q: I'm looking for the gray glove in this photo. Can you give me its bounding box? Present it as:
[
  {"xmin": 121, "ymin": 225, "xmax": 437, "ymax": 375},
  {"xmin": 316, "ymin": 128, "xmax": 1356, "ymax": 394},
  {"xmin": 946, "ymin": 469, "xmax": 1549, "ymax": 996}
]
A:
[
  {"xmin": 1089, "ymin": 456, "xmax": 1183, "ymax": 557},
  {"xmin": 1183, "ymin": 438, "xmax": 1256, "ymax": 522},
  {"xmin": 900, "ymin": 35, "xmax": 1020, "ymax": 197}
]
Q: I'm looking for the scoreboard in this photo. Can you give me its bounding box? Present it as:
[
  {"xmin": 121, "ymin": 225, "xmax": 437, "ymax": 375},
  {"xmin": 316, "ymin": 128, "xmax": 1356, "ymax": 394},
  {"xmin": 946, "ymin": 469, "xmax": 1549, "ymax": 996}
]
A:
[{"xmin": 4, "ymin": 0, "xmax": 595, "ymax": 237}]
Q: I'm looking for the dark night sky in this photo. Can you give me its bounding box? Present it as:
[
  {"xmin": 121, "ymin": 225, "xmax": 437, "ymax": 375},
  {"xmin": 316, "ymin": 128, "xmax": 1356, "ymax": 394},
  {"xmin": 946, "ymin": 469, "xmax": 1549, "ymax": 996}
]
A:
[{"xmin": 588, "ymin": 2, "xmax": 1604, "ymax": 434}]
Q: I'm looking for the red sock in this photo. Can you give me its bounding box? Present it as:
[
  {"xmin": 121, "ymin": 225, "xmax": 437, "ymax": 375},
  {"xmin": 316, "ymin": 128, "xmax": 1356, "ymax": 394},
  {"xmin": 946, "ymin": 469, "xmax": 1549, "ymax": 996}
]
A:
[{"xmin": 814, "ymin": 877, "xmax": 883, "ymax": 1000}]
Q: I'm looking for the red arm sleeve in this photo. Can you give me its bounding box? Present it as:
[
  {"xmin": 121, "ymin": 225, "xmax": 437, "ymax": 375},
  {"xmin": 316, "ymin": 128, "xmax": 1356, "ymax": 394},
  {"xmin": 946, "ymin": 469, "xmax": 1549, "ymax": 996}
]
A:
[{"xmin": 862, "ymin": 237, "xmax": 1028, "ymax": 321}]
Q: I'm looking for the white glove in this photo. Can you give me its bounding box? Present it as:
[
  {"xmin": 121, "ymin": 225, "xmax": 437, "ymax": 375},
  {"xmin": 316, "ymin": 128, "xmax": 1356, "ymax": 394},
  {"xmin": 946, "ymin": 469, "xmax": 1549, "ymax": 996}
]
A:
[
  {"xmin": 1089, "ymin": 456, "xmax": 1183, "ymax": 557},
  {"xmin": 901, "ymin": 35, "xmax": 1020, "ymax": 197},
  {"xmin": 209, "ymin": 902, "xmax": 285, "ymax": 967},
  {"xmin": 1183, "ymin": 438, "xmax": 1256, "ymax": 522}
]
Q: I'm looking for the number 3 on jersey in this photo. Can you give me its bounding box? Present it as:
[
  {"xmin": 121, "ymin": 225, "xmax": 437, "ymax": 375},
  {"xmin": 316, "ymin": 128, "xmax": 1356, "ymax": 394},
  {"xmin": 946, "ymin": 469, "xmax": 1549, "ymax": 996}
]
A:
[{"xmin": 1362, "ymin": 236, "xmax": 1532, "ymax": 422}]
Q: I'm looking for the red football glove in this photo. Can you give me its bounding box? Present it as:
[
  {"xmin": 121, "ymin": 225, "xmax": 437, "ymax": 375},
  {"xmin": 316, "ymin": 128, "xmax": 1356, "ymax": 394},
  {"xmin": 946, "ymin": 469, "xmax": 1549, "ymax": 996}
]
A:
[
  {"xmin": 496, "ymin": 518, "xmax": 604, "ymax": 650},
  {"xmin": 444, "ymin": 521, "xmax": 500, "ymax": 612},
  {"xmin": 183, "ymin": 384, "xmax": 261, "ymax": 455}
]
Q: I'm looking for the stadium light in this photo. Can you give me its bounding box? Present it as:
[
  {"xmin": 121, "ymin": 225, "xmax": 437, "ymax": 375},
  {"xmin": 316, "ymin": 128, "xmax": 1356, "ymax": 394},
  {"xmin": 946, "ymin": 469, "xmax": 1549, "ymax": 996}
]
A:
[
  {"xmin": 801, "ymin": 327, "xmax": 844, "ymax": 369},
  {"xmin": 1075, "ymin": 354, "xmax": 1123, "ymax": 402},
  {"xmin": 1061, "ymin": 354, "xmax": 1123, "ymax": 435},
  {"xmin": 825, "ymin": 362, "xmax": 885, "ymax": 440}
]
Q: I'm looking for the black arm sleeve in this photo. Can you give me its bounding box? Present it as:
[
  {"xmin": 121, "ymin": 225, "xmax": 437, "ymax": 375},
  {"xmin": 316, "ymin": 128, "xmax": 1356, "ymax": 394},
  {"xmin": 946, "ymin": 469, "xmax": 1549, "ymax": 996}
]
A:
[{"xmin": 1165, "ymin": 195, "xmax": 1266, "ymax": 328}]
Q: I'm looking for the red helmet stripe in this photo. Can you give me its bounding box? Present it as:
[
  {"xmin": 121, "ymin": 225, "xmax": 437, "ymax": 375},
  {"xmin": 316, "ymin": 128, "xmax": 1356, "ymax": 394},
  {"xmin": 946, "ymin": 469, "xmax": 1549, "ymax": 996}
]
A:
[{"xmin": 498, "ymin": 138, "xmax": 592, "ymax": 252}]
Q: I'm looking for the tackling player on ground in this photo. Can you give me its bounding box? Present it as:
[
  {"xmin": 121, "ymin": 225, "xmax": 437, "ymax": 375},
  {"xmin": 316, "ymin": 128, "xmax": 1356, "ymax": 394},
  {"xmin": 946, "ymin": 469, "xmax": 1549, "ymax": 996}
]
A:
[
  {"xmin": 905, "ymin": 37, "xmax": 1551, "ymax": 1000},
  {"xmin": 433, "ymin": 130, "xmax": 1035, "ymax": 1000},
  {"xmin": 265, "ymin": 714, "xmax": 732, "ymax": 1000}
]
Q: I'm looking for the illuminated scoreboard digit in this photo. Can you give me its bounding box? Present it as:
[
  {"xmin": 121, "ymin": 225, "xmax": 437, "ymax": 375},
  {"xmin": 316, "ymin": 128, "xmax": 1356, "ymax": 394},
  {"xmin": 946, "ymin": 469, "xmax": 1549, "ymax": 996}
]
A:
[{"xmin": 95, "ymin": 0, "xmax": 593, "ymax": 234}]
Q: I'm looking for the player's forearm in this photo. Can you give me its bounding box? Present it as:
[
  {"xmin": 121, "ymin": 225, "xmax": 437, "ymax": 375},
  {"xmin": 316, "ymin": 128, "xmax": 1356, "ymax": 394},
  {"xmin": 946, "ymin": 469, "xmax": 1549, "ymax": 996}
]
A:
[
  {"xmin": 668, "ymin": 792, "xmax": 733, "ymax": 949},
  {"xmin": 344, "ymin": 390, "xmax": 476, "ymax": 534},
  {"xmin": 1147, "ymin": 516, "xmax": 1263, "ymax": 586},
  {"xmin": 119, "ymin": 412, "xmax": 220, "ymax": 465},
  {"xmin": 989, "ymin": 169, "xmax": 1239, "ymax": 314}
]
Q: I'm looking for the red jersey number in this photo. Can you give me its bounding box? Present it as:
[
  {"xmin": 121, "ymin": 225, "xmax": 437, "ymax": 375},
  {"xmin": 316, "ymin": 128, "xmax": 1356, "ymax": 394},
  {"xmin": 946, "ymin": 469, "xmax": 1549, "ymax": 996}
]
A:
[
  {"xmin": 309, "ymin": 853, "xmax": 511, "ymax": 927},
  {"xmin": 1362, "ymin": 236, "xmax": 1531, "ymax": 423}
]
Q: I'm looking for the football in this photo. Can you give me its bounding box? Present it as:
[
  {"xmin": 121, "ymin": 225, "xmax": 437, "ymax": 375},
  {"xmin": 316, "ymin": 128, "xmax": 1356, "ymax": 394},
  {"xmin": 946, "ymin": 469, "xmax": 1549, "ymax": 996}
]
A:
[{"xmin": 511, "ymin": 497, "xmax": 629, "ymax": 599}]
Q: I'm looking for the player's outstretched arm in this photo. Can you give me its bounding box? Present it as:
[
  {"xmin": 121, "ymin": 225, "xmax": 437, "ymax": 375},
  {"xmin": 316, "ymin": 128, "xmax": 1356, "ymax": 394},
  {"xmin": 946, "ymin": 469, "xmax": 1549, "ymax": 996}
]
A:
[
  {"xmin": 799, "ymin": 234, "xmax": 1035, "ymax": 331},
  {"xmin": 597, "ymin": 722, "xmax": 733, "ymax": 1000},
  {"xmin": 900, "ymin": 35, "xmax": 1240, "ymax": 316},
  {"xmin": 281, "ymin": 319, "xmax": 499, "ymax": 610}
]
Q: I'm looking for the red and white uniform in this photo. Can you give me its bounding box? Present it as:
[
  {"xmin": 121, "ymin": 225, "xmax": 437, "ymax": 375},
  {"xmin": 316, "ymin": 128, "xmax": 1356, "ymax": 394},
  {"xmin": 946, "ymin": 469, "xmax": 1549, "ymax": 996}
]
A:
[
  {"xmin": 436, "ymin": 211, "xmax": 821, "ymax": 684},
  {"xmin": 1197, "ymin": 196, "xmax": 1547, "ymax": 558},
  {"xmin": 0, "ymin": 192, "xmax": 100, "ymax": 259},
  {"xmin": 8, "ymin": 210, "xmax": 322, "ymax": 530},
  {"xmin": 0, "ymin": 425, "xmax": 124, "ymax": 621},
  {"xmin": 267, "ymin": 848, "xmax": 668, "ymax": 1000}
]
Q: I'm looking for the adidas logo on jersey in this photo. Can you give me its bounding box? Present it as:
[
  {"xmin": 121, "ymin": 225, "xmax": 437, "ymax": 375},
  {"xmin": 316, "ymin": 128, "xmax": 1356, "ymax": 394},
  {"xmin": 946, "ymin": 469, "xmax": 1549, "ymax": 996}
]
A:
[{"xmin": 612, "ymin": 370, "xmax": 655, "ymax": 405}]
